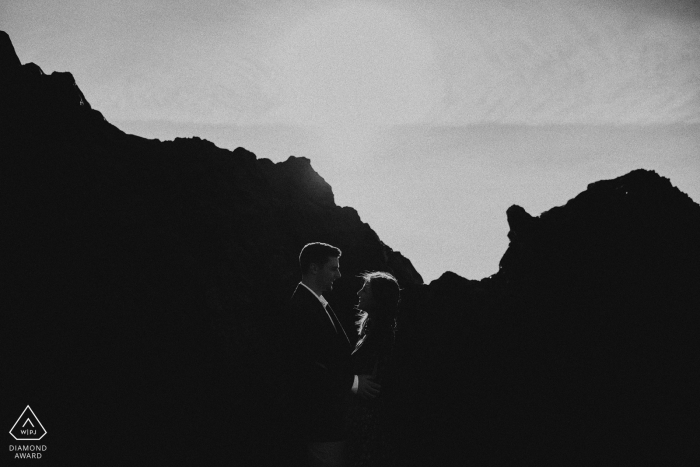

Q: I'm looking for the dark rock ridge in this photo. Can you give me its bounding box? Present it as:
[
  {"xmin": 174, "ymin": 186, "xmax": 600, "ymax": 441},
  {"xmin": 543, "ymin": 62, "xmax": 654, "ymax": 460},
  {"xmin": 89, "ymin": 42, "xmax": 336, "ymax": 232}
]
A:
[
  {"xmin": 3, "ymin": 30, "xmax": 699, "ymax": 465},
  {"xmin": 1, "ymin": 31, "xmax": 420, "ymax": 465},
  {"xmin": 393, "ymin": 166, "xmax": 700, "ymax": 465}
]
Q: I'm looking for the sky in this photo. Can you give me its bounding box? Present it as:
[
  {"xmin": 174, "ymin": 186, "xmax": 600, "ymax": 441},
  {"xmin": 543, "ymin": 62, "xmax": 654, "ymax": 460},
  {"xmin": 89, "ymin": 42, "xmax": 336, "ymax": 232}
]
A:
[{"xmin": 2, "ymin": 0, "xmax": 699, "ymax": 282}]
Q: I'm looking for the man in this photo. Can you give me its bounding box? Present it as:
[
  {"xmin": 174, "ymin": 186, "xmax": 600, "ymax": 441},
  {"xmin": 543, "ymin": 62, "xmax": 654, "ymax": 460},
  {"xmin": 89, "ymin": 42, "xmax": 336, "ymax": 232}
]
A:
[{"xmin": 289, "ymin": 242, "xmax": 380, "ymax": 467}]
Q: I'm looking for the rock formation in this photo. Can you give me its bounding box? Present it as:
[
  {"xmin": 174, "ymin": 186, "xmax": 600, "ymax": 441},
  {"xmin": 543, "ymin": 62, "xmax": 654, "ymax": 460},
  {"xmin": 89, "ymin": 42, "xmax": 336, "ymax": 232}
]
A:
[
  {"xmin": 1, "ymin": 30, "xmax": 420, "ymax": 465},
  {"xmin": 3, "ymin": 31, "xmax": 699, "ymax": 465},
  {"xmin": 389, "ymin": 170, "xmax": 700, "ymax": 465}
]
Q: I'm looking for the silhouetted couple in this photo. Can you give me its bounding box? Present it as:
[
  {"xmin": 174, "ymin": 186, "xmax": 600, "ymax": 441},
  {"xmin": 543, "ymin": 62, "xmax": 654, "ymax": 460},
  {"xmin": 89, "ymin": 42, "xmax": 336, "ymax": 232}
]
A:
[{"xmin": 287, "ymin": 242, "xmax": 400, "ymax": 467}]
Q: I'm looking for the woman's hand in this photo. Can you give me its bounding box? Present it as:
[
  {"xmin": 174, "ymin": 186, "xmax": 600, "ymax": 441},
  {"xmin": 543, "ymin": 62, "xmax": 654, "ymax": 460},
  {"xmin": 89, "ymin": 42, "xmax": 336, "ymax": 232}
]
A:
[{"xmin": 357, "ymin": 374, "xmax": 381, "ymax": 400}]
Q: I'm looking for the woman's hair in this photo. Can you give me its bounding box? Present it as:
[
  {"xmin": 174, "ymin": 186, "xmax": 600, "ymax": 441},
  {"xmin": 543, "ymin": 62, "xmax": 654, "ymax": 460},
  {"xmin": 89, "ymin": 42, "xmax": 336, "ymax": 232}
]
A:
[{"xmin": 356, "ymin": 271, "xmax": 401, "ymax": 340}]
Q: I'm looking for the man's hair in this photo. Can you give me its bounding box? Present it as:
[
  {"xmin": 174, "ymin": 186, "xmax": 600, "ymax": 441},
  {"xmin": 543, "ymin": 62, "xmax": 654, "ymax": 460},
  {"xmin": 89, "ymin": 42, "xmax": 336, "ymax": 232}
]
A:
[{"xmin": 299, "ymin": 242, "xmax": 342, "ymax": 275}]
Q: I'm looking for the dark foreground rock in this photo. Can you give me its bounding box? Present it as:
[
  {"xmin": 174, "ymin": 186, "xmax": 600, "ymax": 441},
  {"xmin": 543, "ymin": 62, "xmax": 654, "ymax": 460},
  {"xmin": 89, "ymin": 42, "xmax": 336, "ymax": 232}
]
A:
[
  {"xmin": 1, "ymin": 31, "xmax": 420, "ymax": 466},
  {"xmin": 391, "ymin": 169, "xmax": 700, "ymax": 466},
  {"xmin": 3, "ymin": 31, "xmax": 699, "ymax": 465}
]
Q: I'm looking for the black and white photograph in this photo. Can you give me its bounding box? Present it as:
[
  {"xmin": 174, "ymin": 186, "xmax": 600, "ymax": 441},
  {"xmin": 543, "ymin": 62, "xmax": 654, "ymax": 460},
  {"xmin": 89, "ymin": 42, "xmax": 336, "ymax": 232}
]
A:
[{"xmin": 2, "ymin": 1, "xmax": 699, "ymax": 465}]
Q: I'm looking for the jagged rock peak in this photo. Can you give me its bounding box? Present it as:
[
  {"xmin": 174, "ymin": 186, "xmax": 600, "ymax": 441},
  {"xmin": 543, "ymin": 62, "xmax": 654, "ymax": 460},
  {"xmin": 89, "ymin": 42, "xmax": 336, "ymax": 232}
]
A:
[
  {"xmin": 233, "ymin": 146, "xmax": 256, "ymax": 159},
  {"xmin": 548, "ymin": 168, "xmax": 699, "ymax": 221},
  {"xmin": 0, "ymin": 31, "xmax": 22, "ymax": 70},
  {"xmin": 1, "ymin": 31, "xmax": 93, "ymax": 115},
  {"xmin": 262, "ymin": 155, "xmax": 335, "ymax": 206},
  {"xmin": 498, "ymin": 167, "xmax": 700, "ymax": 283},
  {"xmin": 586, "ymin": 168, "xmax": 669, "ymax": 192},
  {"xmin": 506, "ymin": 204, "xmax": 535, "ymax": 240},
  {"xmin": 23, "ymin": 62, "xmax": 45, "ymax": 76},
  {"xmin": 171, "ymin": 135, "xmax": 221, "ymax": 151}
]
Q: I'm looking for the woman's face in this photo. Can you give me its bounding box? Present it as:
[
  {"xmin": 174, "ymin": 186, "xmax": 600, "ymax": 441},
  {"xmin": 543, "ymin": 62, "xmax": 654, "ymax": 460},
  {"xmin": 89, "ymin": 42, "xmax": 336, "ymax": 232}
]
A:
[{"xmin": 357, "ymin": 281, "xmax": 377, "ymax": 312}]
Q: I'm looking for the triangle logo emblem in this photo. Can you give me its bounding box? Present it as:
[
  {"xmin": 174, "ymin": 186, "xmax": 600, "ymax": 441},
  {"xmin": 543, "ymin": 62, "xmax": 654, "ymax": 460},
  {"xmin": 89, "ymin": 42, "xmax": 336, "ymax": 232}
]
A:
[{"xmin": 9, "ymin": 406, "xmax": 47, "ymax": 441}]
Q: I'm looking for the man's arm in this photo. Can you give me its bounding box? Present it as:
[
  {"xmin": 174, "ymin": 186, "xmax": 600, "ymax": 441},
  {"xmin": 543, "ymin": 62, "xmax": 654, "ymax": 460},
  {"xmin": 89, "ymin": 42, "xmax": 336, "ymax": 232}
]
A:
[{"xmin": 289, "ymin": 289, "xmax": 360, "ymax": 396}]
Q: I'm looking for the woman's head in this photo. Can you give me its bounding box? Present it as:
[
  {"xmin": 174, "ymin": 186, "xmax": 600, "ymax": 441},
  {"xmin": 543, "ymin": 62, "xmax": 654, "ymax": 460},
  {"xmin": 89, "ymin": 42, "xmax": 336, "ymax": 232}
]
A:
[{"xmin": 356, "ymin": 271, "xmax": 400, "ymax": 336}]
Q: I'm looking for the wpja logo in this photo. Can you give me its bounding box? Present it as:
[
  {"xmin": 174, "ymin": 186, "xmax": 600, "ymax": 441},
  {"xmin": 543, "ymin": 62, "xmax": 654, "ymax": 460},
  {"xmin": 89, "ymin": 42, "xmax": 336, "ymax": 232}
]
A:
[{"xmin": 9, "ymin": 406, "xmax": 47, "ymax": 460}]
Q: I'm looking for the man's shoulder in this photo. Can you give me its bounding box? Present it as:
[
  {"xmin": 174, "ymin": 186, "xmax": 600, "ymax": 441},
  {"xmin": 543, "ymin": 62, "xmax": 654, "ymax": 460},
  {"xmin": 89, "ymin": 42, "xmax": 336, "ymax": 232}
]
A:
[
  {"xmin": 289, "ymin": 285, "xmax": 325, "ymax": 331},
  {"xmin": 290, "ymin": 283, "xmax": 316, "ymax": 307}
]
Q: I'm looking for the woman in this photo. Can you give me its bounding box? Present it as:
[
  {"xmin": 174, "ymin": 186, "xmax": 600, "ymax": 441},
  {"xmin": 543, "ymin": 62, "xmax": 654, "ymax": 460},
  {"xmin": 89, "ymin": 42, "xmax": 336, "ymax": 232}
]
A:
[{"xmin": 347, "ymin": 271, "xmax": 401, "ymax": 467}]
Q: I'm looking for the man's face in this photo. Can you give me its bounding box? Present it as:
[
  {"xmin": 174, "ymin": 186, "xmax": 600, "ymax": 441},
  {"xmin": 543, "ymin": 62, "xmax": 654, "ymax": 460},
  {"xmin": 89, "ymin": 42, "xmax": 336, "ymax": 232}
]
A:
[{"xmin": 317, "ymin": 256, "xmax": 341, "ymax": 293}]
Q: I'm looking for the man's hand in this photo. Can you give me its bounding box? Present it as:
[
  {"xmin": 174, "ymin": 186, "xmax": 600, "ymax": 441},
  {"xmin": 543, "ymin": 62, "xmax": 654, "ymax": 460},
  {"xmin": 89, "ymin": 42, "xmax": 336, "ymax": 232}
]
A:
[{"xmin": 357, "ymin": 374, "xmax": 381, "ymax": 400}]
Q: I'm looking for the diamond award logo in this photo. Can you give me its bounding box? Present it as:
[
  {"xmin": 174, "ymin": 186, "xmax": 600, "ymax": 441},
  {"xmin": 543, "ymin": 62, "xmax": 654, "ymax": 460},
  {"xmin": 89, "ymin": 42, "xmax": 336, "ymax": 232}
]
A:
[{"xmin": 9, "ymin": 406, "xmax": 47, "ymax": 441}]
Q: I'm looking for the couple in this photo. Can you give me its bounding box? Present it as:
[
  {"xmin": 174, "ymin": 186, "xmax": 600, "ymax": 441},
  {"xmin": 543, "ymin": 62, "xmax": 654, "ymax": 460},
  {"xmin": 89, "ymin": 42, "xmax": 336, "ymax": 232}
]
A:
[{"xmin": 288, "ymin": 242, "xmax": 400, "ymax": 467}]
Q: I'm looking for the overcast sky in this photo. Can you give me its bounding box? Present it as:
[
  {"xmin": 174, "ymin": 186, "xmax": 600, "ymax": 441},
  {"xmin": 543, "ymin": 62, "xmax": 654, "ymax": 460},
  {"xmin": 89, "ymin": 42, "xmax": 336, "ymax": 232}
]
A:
[{"xmin": 3, "ymin": 0, "xmax": 699, "ymax": 281}]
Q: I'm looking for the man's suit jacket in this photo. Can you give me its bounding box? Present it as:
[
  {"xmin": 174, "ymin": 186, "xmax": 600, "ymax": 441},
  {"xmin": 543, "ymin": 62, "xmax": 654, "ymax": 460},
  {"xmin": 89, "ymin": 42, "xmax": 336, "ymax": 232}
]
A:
[{"xmin": 288, "ymin": 283, "xmax": 354, "ymax": 442}]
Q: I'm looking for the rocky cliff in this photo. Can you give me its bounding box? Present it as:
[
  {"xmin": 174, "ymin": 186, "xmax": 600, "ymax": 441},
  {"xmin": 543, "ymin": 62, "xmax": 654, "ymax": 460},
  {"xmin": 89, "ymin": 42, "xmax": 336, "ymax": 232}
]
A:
[
  {"xmin": 1, "ymin": 31, "xmax": 420, "ymax": 465},
  {"xmin": 3, "ymin": 30, "xmax": 699, "ymax": 466},
  {"xmin": 391, "ymin": 167, "xmax": 700, "ymax": 465}
]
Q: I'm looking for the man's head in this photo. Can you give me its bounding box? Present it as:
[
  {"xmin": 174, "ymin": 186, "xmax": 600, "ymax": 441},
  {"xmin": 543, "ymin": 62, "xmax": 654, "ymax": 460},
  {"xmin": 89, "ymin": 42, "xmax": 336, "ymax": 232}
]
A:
[{"xmin": 299, "ymin": 242, "xmax": 342, "ymax": 294}]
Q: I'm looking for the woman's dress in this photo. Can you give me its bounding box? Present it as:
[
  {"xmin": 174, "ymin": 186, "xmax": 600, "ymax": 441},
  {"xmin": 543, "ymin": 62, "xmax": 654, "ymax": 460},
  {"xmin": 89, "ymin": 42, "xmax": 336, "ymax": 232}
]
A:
[{"xmin": 346, "ymin": 332, "xmax": 395, "ymax": 467}]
